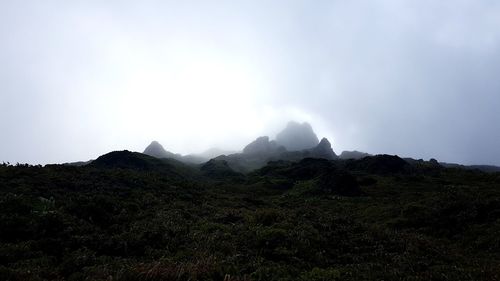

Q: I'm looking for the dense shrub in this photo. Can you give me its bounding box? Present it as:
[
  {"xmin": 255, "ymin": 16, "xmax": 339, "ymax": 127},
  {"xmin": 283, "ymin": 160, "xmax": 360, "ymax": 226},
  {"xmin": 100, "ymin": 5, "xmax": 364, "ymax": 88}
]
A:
[{"xmin": 0, "ymin": 159, "xmax": 499, "ymax": 280}]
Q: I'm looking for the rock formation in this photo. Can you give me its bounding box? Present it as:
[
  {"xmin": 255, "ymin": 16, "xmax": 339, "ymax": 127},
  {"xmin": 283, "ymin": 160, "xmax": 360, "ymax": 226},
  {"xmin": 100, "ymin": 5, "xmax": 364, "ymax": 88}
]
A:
[
  {"xmin": 243, "ymin": 136, "xmax": 286, "ymax": 156},
  {"xmin": 275, "ymin": 121, "xmax": 319, "ymax": 151},
  {"xmin": 142, "ymin": 121, "xmax": 340, "ymax": 172},
  {"xmin": 143, "ymin": 141, "xmax": 177, "ymax": 159},
  {"xmin": 308, "ymin": 138, "xmax": 338, "ymax": 160}
]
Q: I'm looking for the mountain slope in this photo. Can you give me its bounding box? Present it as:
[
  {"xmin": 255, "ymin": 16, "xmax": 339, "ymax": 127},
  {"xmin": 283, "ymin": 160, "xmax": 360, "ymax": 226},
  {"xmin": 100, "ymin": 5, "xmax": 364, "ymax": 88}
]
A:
[{"xmin": 1, "ymin": 152, "xmax": 499, "ymax": 280}]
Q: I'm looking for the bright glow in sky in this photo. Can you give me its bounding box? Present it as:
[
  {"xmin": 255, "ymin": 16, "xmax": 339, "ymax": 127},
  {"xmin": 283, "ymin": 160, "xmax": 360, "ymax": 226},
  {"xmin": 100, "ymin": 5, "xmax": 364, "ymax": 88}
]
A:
[{"xmin": 1, "ymin": 1, "xmax": 500, "ymax": 165}]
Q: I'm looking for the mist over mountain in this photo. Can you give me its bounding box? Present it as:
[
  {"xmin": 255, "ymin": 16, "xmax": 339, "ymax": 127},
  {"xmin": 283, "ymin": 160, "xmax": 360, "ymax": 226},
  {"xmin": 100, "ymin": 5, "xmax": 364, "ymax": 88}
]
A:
[
  {"xmin": 143, "ymin": 141, "xmax": 208, "ymax": 164},
  {"xmin": 139, "ymin": 121, "xmax": 500, "ymax": 173},
  {"xmin": 2, "ymin": 1, "xmax": 500, "ymax": 278},
  {"xmin": 275, "ymin": 121, "xmax": 320, "ymax": 151},
  {"xmin": 143, "ymin": 141, "xmax": 178, "ymax": 159},
  {"xmin": 142, "ymin": 122, "xmax": 338, "ymax": 172},
  {"xmin": 4, "ymin": 120, "xmax": 500, "ymax": 280},
  {"xmin": 195, "ymin": 147, "xmax": 238, "ymax": 159},
  {"xmin": 242, "ymin": 136, "xmax": 286, "ymax": 156},
  {"xmin": 309, "ymin": 138, "xmax": 338, "ymax": 160},
  {"xmin": 58, "ymin": 120, "xmax": 498, "ymax": 174}
]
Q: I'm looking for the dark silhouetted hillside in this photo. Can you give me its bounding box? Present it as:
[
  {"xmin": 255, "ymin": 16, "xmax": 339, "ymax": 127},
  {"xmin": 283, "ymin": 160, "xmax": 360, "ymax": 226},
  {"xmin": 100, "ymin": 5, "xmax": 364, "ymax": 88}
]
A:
[
  {"xmin": 4, "ymin": 121, "xmax": 500, "ymax": 280},
  {"xmin": 200, "ymin": 159, "xmax": 244, "ymax": 180},
  {"xmin": 91, "ymin": 150, "xmax": 166, "ymax": 170},
  {"xmin": 339, "ymin": 150, "xmax": 371, "ymax": 160},
  {"xmin": 345, "ymin": 154, "xmax": 410, "ymax": 174},
  {"xmin": 252, "ymin": 158, "xmax": 360, "ymax": 196},
  {"xmin": 1, "ymin": 150, "xmax": 500, "ymax": 280}
]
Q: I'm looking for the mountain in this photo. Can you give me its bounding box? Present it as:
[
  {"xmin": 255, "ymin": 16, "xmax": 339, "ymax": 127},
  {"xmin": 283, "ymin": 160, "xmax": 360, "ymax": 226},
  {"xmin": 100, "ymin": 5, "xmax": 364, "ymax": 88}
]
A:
[
  {"xmin": 3, "ymin": 142, "xmax": 500, "ymax": 280},
  {"xmin": 91, "ymin": 150, "xmax": 169, "ymax": 170},
  {"xmin": 243, "ymin": 136, "xmax": 286, "ymax": 156},
  {"xmin": 202, "ymin": 122, "xmax": 339, "ymax": 172},
  {"xmin": 196, "ymin": 147, "xmax": 238, "ymax": 159},
  {"xmin": 308, "ymin": 137, "xmax": 338, "ymax": 160},
  {"xmin": 90, "ymin": 150, "xmax": 201, "ymax": 181},
  {"xmin": 143, "ymin": 141, "xmax": 208, "ymax": 164},
  {"xmin": 345, "ymin": 154, "xmax": 411, "ymax": 175},
  {"xmin": 252, "ymin": 157, "xmax": 361, "ymax": 196},
  {"xmin": 275, "ymin": 121, "xmax": 319, "ymax": 151},
  {"xmin": 182, "ymin": 148, "xmax": 238, "ymax": 164},
  {"xmin": 143, "ymin": 141, "xmax": 179, "ymax": 159},
  {"xmin": 63, "ymin": 160, "xmax": 93, "ymax": 166},
  {"xmin": 339, "ymin": 150, "xmax": 371, "ymax": 160},
  {"xmin": 200, "ymin": 159, "xmax": 244, "ymax": 180},
  {"xmin": 216, "ymin": 136, "xmax": 338, "ymax": 173},
  {"xmin": 213, "ymin": 136, "xmax": 283, "ymax": 173},
  {"xmin": 439, "ymin": 162, "xmax": 500, "ymax": 173},
  {"xmin": 141, "ymin": 122, "xmax": 334, "ymax": 170}
]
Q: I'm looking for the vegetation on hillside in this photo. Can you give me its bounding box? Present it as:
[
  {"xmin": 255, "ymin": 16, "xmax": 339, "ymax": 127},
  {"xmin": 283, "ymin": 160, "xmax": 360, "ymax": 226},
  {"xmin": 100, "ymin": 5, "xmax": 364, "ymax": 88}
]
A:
[{"xmin": 0, "ymin": 152, "xmax": 499, "ymax": 280}]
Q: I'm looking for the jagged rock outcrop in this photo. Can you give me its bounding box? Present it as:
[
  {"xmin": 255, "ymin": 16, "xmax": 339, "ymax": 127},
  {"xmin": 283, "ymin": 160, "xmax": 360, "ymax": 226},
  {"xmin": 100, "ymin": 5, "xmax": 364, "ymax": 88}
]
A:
[
  {"xmin": 142, "ymin": 122, "xmax": 339, "ymax": 173},
  {"xmin": 308, "ymin": 138, "xmax": 338, "ymax": 160},
  {"xmin": 275, "ymin": 121, "xmax": 319, "ymax": 151},
  {"xmin": 220, "ymin": 124, "xmax": 339, "ymax": 172},
  {"xmin": 143, "ymin": 141, "xmax": 177, "ymax": 159},
  {"xmin": 243, "ymin": 136, "xmax": 286, "ymax": 156}
]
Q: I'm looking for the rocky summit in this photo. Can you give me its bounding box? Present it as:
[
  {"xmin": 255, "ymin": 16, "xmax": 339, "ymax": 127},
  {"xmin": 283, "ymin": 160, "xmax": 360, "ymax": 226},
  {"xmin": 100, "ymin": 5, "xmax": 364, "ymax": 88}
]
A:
[
  {"xmin": 243, "ymin": 136, "xmax": 286, "ymax": 156},
  {"xmin": 142, "ymin": 122, "xmax": 339, "ymax": 172},
  {"xmin": 275, "ymin": 121, "xmax": 320, "ymax": 151},
  {"xmin": 308, "ymin": 137, "xmax": 338, "ymax": 160},
  {"xmin": 143, "ymin": 141, "xmax": 176, "ymax": 159}
]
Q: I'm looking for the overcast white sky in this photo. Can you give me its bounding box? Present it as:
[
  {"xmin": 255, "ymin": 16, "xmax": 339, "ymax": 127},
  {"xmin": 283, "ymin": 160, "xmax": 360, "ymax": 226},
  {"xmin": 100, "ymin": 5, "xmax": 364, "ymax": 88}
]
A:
[{"xmin": 1, "ymin": 0, "xmax": 500, "ymax": 165}]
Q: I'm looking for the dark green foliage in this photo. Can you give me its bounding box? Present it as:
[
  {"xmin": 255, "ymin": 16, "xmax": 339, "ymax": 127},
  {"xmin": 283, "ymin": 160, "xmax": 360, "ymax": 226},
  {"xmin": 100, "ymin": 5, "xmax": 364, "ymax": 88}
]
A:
[
  {"xmin": 345, "ymin": 154, "xmax": 410, "ymax": 174},
  {"xmin": 200, "ymin": 159, "xmax": 245, "ymax": 181},
  {"xmin": 315, "ymin": 169, "xmax": 360, "ymax": 196},
  {"xmin": 90, "ymin": 150, "xmax": 167, "ymax": 170},
  {"xmin": 253, "ymin": 158, "xmax": 361, "ymax": 196},
  {"xmin": 0, "ymin": 154, "xmax": 499, "ymax": 280}
]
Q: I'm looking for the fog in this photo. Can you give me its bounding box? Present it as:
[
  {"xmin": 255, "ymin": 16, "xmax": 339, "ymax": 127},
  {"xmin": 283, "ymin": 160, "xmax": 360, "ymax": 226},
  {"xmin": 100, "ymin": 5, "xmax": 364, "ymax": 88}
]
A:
[{"xmin": 1, "ymin": 0, "xmax": 500, "ymax": 165}]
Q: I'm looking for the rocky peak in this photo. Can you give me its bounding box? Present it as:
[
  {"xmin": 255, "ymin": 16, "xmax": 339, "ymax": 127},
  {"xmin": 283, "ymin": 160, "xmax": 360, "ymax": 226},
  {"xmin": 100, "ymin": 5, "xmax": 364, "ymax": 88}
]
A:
[
  {"xmin": 310, "ymin": 138, "xmax": 338, "ymax": 160},
  {"xmin": 243, "ymin": 136, "xmax": 285, "ymax": 156},
  {"xmin": 143, "ymin": 141, "xmax": 175, "ymax": 159},
  {"xmin": 317, "ymin": 138, "xmax": 331, "ymax": 149},
  {"xmin": 275, "ymin": 121, "xmax": 319, "ymax": 151}
]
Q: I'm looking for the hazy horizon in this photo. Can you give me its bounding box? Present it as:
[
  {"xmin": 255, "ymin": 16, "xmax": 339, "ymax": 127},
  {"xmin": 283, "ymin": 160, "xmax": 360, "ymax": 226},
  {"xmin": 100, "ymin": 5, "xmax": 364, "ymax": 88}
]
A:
[{"xmin": 1, "ymin": 1, "xmax": 500, "ymax": 166}]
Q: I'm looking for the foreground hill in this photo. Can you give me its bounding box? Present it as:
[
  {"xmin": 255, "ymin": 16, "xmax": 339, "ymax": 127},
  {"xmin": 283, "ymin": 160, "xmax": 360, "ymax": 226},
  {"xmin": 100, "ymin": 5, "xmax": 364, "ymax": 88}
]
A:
[{"xmin": 0, "ymin": 153, "xmax": 500, "ymax": 280}]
